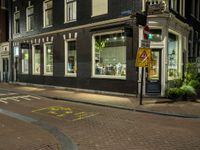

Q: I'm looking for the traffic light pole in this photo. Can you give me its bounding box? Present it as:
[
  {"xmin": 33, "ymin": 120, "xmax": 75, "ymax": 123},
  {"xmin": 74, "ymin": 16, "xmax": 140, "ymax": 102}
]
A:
[{"xmin": 139, "ymin": 1, "xmax": 150, "ymax": 105}]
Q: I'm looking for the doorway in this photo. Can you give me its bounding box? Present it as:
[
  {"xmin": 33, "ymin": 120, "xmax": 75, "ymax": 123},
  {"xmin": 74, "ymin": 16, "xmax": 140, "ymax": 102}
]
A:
[
  {"xmin": 146, "ymin": 49, "xmax": 161, "ymax": 93},
  {"xmin": 2, "ymin": 58, "xmax": 9, "ymax": 82}
]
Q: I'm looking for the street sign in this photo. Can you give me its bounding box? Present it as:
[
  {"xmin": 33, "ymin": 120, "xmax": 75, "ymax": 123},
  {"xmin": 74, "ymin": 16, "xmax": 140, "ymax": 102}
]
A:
[
  {"xmin": 135, "ymin": 48, "xmax": 152, "ymax": 67},
  {"xmin": 141, "ymin": 39, "xmax": 150, "ymax": 48}
]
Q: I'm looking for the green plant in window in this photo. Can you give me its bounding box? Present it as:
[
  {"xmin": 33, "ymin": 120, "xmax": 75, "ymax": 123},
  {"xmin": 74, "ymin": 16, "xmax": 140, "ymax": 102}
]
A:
[{"xmin": 95, "ymin": 41, "xmax": 106, "ymax": 51}]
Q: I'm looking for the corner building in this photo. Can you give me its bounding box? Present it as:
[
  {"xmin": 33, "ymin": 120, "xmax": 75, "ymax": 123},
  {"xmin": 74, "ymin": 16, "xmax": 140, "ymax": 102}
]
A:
[{"xmin": 8, "ymin": 0, "xmax": 199, "ymax": 96}]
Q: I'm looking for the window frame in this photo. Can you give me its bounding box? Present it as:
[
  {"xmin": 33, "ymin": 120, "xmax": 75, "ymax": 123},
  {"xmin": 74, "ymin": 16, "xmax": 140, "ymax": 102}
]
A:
[
  {"xmin": 32, "ymin": 44, "xmax": 41, "ymax": 75},
  {"xmin": 44, "ymin": 42, "xmax": 53, "ymax": 76},
  {"xmin": 64, "ymin": 39, "xmax": 77, "ymax": 77},
  {"xmin": 92, "ymin": 30, "xmax": 126, "ymax": 80},
  {"xmin": 26, "ymin": 5, "xmax": 34, "ymax": 31},
  {"xmin": 43, "ymin": 0, "xmax": 53, "ymax": 28},
  {"xmin": 64, "ymin": 0, "xmax": 77, "ymax": 23}
]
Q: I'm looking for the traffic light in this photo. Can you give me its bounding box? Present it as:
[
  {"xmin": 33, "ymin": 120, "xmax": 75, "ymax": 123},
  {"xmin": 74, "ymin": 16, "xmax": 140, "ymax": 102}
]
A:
[{"xmin": 136, "ymin": 13, "xmax": 147, "ymax": 26}]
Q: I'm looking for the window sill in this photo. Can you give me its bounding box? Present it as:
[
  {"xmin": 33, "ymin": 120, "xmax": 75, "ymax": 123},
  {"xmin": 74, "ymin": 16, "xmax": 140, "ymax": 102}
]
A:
[
  {"xmin": 65, "ymin": 74, "xmax": 77, "ymax": 77},
  {"xmin": 64, "ymin": 20, "xmax": 76, "ymax": 24},
  {"xmin": 92, "ymin": 75, "xmax": 126, "ymax": 80},
  {"xmin": 33, "ymin": 73, "xmax": 41, "ymax": 75},
  {"xmin": 21, "ymin": 72, "xmax": 29, "ymax": 75},
  {"xmin": 91, "ymin": 13, "xmax": 108, "ymax": 18},
  {"xmin": 43, "ymin": 25, "xmax": 53, "ymax": 29},
  {"xmin": 26, "ymin": 29, "xmax": 34, "ymax": 32},
  {"xmin": 44, "ymin": 73, "xmax": 53, "ymax": 76}
]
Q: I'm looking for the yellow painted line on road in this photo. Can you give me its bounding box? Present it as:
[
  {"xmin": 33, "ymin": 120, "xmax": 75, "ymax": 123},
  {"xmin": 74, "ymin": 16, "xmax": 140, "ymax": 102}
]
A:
[{"xmin": 73, "ymin": 112, "xmax": 99, "ymax": 121}]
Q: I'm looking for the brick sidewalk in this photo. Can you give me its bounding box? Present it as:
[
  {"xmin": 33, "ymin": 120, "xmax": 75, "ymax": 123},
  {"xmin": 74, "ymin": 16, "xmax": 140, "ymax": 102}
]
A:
[{"xmin": 0, "ymin": 83, "xmax": 200, "ymax": 118}]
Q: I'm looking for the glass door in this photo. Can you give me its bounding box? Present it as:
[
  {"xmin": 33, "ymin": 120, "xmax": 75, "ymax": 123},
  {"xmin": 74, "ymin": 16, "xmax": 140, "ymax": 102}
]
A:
[{"xmin": 146, "ymin": 49, "xmax": 161, "ymax": 93}]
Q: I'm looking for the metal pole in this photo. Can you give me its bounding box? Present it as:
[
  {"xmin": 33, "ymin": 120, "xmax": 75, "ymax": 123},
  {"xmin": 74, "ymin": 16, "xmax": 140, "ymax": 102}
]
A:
[{"xmin": 140, "ymin": 67, "xmax": 144, "ymax": 105}]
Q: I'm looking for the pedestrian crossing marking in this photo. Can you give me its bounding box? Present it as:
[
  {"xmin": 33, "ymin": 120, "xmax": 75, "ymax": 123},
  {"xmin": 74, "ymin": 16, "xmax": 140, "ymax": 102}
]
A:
[{"xmin": 0, "ymin": 95, "xmax": 40, "ymax": 104}]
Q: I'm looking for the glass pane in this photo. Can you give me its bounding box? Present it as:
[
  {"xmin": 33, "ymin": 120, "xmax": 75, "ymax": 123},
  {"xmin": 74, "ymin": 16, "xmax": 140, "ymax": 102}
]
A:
[
  {"xmin": 33, "ymin": 46, "xmax": 40, "ymax": 74},
  {"xmin": 148, "ymin": 51, "xmax": 160, "ymax": 80},
  {"xmin": 45, "ymin": 9, "xmax": 52, "ymax": 26},
  {"xmin": 168, "ymin": 33, "xmax": 179, "ymax": 80},
  {"xmin": 45, "ymin": 0, "xmax": 52, "ymax": 9},
  {"xmin": 22, "ymin": 49, "xmax": 29, "ymax": 73},
  {"xmin": 94, "ymin": 33, "xmax": 126, "ymax": 77},
  {"xmin": 45, "ymin": 44, "xmax": 53, "ymax": 73},
  {"xmin": 28, "ymin": 15, "xmax": 34, "ymax": 30},
  {"xmin": 67, "ymin": 41, "xmax": 77, "ymax": 74}
]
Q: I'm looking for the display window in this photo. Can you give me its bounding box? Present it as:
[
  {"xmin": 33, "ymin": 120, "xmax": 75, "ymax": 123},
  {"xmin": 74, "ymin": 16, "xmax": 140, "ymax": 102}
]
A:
[
  {"xmin": 32, "ymin": 45, "xmax": 41, "ymax": 74},
  {"xmin": 65, "ymin": 40, "xmax": 77, "ymax": 76},
  {"xmin": 22, "ymin": 49, "xmax": 29, "ymax": 74},
  {"xmin": 44, "ymin": 43, "xmax": 53, "ymax": 75},
  {"xmin": 168, "ymin": 33, "xmax": 179, "ymax": 80},
  {"xmin": 92, "ymin": 32, "xmax": 126, "ymax": 79}
]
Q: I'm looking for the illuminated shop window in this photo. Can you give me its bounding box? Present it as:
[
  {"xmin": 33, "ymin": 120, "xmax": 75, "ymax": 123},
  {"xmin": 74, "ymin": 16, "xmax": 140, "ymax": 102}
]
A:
[
  {"xmin": 22, "ymin": 49, "xmax": 29, "ymax": 74},
  {"xmin": 93, "ymin": 32, "xmax": 126, "ymax": 79},
  {"xmin": 168, "ymin": 33, "xmax": 179, "ymax": 80},
  {"xmin": 65, "ymin": 40, "xmax": 77, "ymax": 76},
  {"xmin": 32, "ymin": 45, "xmax": 41, "ymax": 74},
  {"xmin": 44, "ymin": 43, "xmax": 53, "ymax": 75}
]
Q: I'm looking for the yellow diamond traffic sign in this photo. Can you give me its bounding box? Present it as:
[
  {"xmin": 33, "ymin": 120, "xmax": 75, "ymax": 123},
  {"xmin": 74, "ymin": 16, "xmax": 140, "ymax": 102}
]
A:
[{"xmin": 135, "ymin": 48, "xmax": 152, "ymax": 67}]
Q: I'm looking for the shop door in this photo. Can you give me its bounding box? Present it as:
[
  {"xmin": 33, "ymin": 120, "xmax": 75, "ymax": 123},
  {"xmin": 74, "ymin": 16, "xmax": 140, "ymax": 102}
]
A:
[
  {"xmin": 3, "ymin": 58, "xmax": 9, "ymax": 82},
  {"xmin": 14, "ymin": 57, "xmax": 19, "ymax": 82},
  {"xmin": 146, "ymin": 49, "xmax": 161, "ymax": 93}
]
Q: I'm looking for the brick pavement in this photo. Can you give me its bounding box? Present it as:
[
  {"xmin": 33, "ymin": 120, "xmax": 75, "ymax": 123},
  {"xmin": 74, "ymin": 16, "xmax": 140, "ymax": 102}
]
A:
[{"xmin": 0, "ymin": 113, "xmax": 59, "ymax": 150}]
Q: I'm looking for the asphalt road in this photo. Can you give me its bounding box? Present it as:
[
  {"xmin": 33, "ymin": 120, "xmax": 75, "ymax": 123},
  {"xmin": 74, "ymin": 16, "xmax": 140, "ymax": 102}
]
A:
[{"xmin": 0, "ymin": 89, "xmax": 200, "ymax": 150}]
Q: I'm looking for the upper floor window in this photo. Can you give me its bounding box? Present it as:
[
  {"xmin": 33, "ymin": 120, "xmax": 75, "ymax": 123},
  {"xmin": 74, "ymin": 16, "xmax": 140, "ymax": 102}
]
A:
[
  {"xmin": 92, "ymin": 0, "xmax": 108, "ymax": 17},
  {"xmin": 65, "ymin": 0, "xmax": 77, "ymax": 23},
  {"xmin": 14, "ymin": 11, "xmax": 20, "ymax": 34},
  {"xmin": 26, "ymin": 6, "xmax": 34, "ymax": 31},
  {"xmin": 43, "ymin": 0, "xmax": 53, "ymax": 27},
  {"xmin": 0, "ymin": 0, "xmax": 6, "ymax": 8},
  {"xmin": 170, "ymin": 0, "xmax": 177, "ymax": 11}
]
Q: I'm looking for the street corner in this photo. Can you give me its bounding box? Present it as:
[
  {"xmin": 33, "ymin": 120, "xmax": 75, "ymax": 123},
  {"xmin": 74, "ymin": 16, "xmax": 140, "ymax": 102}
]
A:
[{"xmin": 32, "ymin": 105, "xmax": 99, "ymax": 121}]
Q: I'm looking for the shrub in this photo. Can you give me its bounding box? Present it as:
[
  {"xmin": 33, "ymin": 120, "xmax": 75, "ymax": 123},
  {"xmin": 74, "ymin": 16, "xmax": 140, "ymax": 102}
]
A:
[
  {"xmin": 180, "ymin": 85, "xmax": 197, "ymax": 98},
  {"xmin": 188, "ymin": 80, "xmax": 200, "ymax": 90},
  {"xmin": 165, "ymin": 88, "xmax": 184, "ymax": 100}
]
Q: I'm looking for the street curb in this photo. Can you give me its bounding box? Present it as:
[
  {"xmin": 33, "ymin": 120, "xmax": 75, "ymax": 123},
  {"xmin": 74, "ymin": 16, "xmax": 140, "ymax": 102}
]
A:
[{"xmin": 42, "ymin": 95, "xmax": 200, "ymax": 119}]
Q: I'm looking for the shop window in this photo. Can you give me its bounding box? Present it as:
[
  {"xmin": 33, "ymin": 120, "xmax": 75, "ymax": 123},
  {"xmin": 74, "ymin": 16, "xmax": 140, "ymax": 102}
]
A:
[
  {"xmin": 168, "ymin": 33, "xmax": 179, "ymax": 80},
  {"xmin": 32, "ymin": 45, "xmax": 41, "ymax": 74},
  {"xmin": 148, "ymin": 29, "xmax": 162, "ymax": 42},
  {"xmin": 43, "ymin": 0, "xmax": 53, "ymax": 27},
  {"xmin": 26, "ymin": 6, "xmax": 34, "ymax": 31},
  {"xmin": 44, "ymin": 43, "xmax": 53, "ymax": 75},
  {"xmin": 14, "ymin": 11, "xmax": 20, "ymax": 34},
  {"xmin": 65, "ymin": 40, "xmax": 77, "ymax": 76},
  {"xmin": 92, "ymin": 32, "xmax": 126, "ymax": 79},
  {"xmin": 22, "ymin": 49, "xmax": 29, "ymax": 74},
  {"xmin": 65, "ymin": 0, "xmax": 77, "ymax": 23},
  {"xmin": 92, "ymin": 0, "xmax": 108, "ymax": 17}
]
